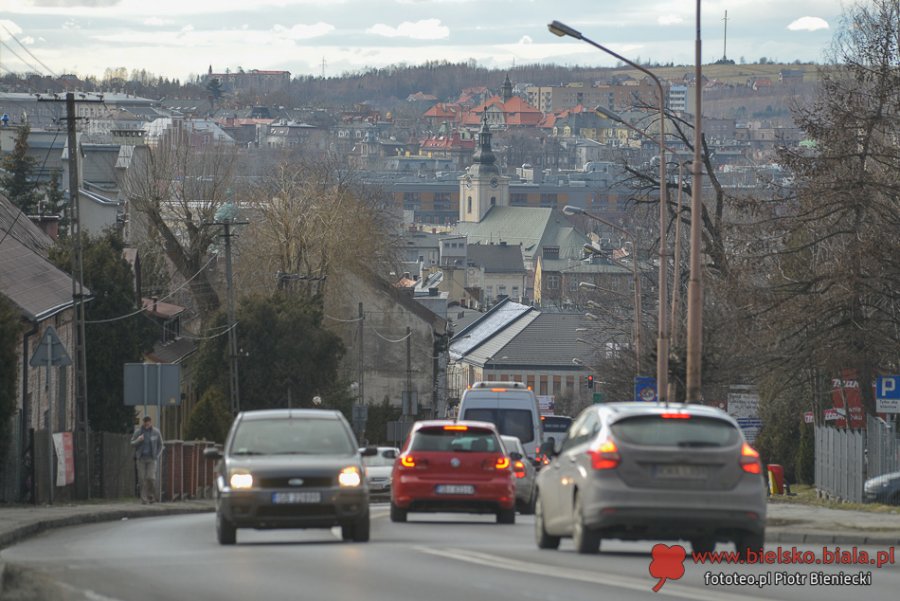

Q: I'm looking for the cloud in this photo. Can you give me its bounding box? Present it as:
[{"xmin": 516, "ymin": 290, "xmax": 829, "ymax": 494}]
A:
[
  {"xmin": 144, "ymin": 18, "xmax": 167, "ymax": 26},
  {"xmin": 787, "ymin": 17, "xmax": 829, "ymax": 32},
  {"xmin": 272, "ymin": 22, "xmax": 335, "ymax": 39},
  {"xmin": 367, "ymin": 19, "xmax": 449, "ymax": 40},
  {"xmin": 21, "ymin": 36, "xmax": 35, "ymax": 44},
  {"xmin": 30, "ymin": 0, "xmax": 121, "ymax": 5},
  {"xmin": 518, "ymin": 35, "xmax": 533, "ymax": 45},
  {"xmin": 61, "ymin": 20, "xmax": 80, "ymax": 30},
  {"xmin": 658, "ymin": 15, "xmax": 683, "ymax": 26}
]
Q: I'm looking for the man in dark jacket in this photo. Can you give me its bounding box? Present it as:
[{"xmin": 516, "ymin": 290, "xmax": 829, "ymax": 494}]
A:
[{"xmin": 131, "ymin": 416, "xmax": 163, "ymax": 504}]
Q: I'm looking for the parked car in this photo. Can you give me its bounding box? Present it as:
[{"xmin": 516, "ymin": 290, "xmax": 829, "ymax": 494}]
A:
[
  {"xmin": 391, "ymin": 420, "xmax": 517, "ymax": 524},
  {"xmin": 500, "ymin": 434, "xmax": 536, "ymax": 514},
  {"xmin": 205, "ymin": 408, "xmax": 376, "ymax": 545},
  {"xmin": 534, "ymin": 402, "xmax": 767, "ymax": 555},
  {"xmin": 864, "ymin": 471, "xmax": 900, "ymax": 505},
  {"xmin": 457, "ymin": 381, "xmax": 543, "ymax": 462},
  {"xmin": 361, "ymin": 446, "xmax": 400, "ymax": 494}
]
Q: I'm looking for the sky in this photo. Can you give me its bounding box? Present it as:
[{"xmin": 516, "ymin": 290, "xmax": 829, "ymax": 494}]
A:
[{"xmin": 0, "ymin": 0, "xmax": 848, "ymax": 82}]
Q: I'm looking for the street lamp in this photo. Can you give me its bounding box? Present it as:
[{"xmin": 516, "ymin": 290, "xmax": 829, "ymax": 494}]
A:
[
  {"xmin": 564, "ymin": 205, "xmax": 641, "ymax": 376},
  {"xmin": 550, "ymin": 20, "xmax": 668, "ymax": 403}
]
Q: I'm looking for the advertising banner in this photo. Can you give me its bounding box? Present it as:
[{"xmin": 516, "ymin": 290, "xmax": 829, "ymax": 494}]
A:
[{"xmin": 52, "ymin": 432, "xmax": 75, "ymax": 486}]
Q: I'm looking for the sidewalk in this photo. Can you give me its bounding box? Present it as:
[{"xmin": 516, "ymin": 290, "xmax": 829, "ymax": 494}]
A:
[{"xmin": 0, "ymin": 498, "xmax": 898, "ymax": 550}]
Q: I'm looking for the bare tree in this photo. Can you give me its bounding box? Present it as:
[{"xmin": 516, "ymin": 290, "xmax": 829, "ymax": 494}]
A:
[{"xmin": 122, "ymin": 122, "xmax": 239, "ymax": 322}]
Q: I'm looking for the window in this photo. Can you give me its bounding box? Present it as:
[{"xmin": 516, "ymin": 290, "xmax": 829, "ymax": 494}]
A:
[
  {"xmin": 540, "ymin": 193, "xmax": 557, "ymax": 207},
  {"xmin": 540, "ymin": 375, "xmax": 548, "ymax": 396},
  {"xmin": 462, "ymin": 409, "xmax": 535, "ymax": 443},
  {"xmin": 411, "ymin": 427, "xmax": 501, "ymax": 452},
  {"xmin": 490, "ymin": 196, "xmax": 496, "ymax": 206},
  {"xmin": 434, "ymin": 192, "xmax": 451, "ymax": 212},
  {"xmin": 467, "ymin": 196, "xmax": 472, "ymax": 214},
  {"xmin": 546, "ymin": 275, "xmax": 560, "ymax": 290},
  {"xmin": 510, "ymin": 193, "xmax": 528, "ymax": 206}
]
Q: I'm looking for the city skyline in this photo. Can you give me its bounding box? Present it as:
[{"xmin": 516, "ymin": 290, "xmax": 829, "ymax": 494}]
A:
[{"xmin": 2, "ymin": 1, "xmax": 845, "ymax": 82}]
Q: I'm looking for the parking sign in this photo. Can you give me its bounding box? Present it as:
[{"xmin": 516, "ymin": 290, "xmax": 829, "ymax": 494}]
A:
[{"xmin": 876, "ymin": 376, "xmax": 900, "ymax": 413}]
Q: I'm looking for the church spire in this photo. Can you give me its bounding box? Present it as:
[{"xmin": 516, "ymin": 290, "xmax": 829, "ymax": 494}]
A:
[
  {"xmin": 471, "ymin": 113, "xmax": 498, "ymax": 174},
  {"xmin": 501, "ymin": 73, "xmax": 513, "ymax": 102}
]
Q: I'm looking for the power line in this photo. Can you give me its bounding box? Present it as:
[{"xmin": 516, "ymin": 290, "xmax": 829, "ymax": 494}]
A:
[
  {"xmin": 0, "ymin": 41, "xmax": 43, "ymax": 76},
  {"xmin": 0, "ymin": 24, "xmax": 58, "ymax": 78}
]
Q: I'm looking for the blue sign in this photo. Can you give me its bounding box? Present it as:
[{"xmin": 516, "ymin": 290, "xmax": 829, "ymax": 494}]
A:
[
  {"xmin": 736, "ymin": 418, "xmax": 763, "ymax": 428},
  {"xmin": 877, "ymin": 376, "xmax": 900, "ymax": 400},
  {"xmin": 634, "ymin": 376, "xmax": 657, "ymax": 403}
]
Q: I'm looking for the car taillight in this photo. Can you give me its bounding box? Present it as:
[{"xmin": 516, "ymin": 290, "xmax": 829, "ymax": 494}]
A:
[
  {"xmin": 482, "ymin": 456, "xmax": 511, "ymax": 470},
  {"xmin": 740, "ymin": 443, "xmax": 762, "ymax": 474},
  {"xmin": 587, "ymin": 439, "xmax": 620, "ymax": 470},
  {"xmin": 400, "ymin": 455, "xmax": 416, "ymax": 468},
  {"xmin": 514, "ymin": 460, "xmax": 526, "ymax": 479}
]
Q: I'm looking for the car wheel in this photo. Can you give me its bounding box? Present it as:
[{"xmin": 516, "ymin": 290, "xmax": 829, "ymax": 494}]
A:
[
  {"xmin": 735, "ymin": 531, "xmax": 764, "ymax": 560},
  {"xmin": 691, "ymin": 538, "xmax": 716, "ymax": 554},
  {"xmin": 390, "ymin": 502, "xmax": 407, "ymax": 523},
  {"xmin": 572, "ymin": 493, "xmax": 600, "ymax": 554},
  {"xmin": 216, "ymin": 512, "xmax": 236, "ymax": 545},
  {"xmin": 534, "ymin": 494, "xmax": 561, "ymax": 550},
  {"xmin": 497, "ymin": 507, "xmax": 516, "ymax": 524},
  {"xmin": 522, "ymin": 489, "xmax": 536, "ymax": 515},
  {"xmin": 343, "ymin": 511, "xmax": 370, "ymax": 542}
]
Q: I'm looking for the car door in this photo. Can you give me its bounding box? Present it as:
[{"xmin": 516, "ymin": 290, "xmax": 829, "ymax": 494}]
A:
[
  {"xmin": 541, "ymin": 409, "xmax": 594, "ymax": 533},
  {"xmin": 556, "ymin": 410, "xmax": 599, "ymax": 534}
]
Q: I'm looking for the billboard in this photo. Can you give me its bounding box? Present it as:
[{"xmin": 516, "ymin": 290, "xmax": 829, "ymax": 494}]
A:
[{"xmin": 831, "ymin": 370, "xmax": 866, "ymax": 429}]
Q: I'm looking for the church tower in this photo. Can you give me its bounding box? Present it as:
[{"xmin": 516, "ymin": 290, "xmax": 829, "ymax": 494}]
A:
[
  {"xmin": 459, "ymin": 114, "xmax": 509, "ymax": 223},
  {"xmin": 501, "ymin": 73, "xmax": 513, "ymax": 102}
]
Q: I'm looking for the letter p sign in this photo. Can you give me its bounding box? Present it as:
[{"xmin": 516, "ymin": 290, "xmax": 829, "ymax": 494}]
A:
[{"xmin": 878, "ymin": 376, "xmax": 899, "ymax": 399}]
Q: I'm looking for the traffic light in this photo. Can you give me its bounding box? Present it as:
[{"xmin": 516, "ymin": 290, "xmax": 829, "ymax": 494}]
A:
[{"xmin": 587, "ymin": 375, "xmax": 594, "ymax": 389}]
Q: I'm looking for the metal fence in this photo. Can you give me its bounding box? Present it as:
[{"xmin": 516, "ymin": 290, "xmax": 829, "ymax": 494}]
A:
[
  {"xmin": 815, "ymin": 424, "xmax": 865, "ymax": 502},
  {"xmin": 0, "ymin": 421, "xmax": 218, "ymax": 505},
  {"xmin": 815, "ymin": 415, "xmax": 900, "ymax": 503}
]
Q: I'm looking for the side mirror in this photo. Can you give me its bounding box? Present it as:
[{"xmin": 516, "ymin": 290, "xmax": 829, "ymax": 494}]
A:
[
  {"xmin": 509, "ymin": 451, "xmax": 523, "ymax": 461},
  {"xmin": 382, "ymin": 449, "xmax": 397, "ymax": 459},
  {"xmin": 360, "ymin": 446, "xmax": 378, "ymax": 457},
  {"xmin": 203, "ymin": 447, "xmax": 222, "ymax": 461}
]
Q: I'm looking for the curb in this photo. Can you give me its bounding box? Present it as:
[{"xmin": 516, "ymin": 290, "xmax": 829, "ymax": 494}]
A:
[
  {"xmin": 766, "ymin": 530, "xmax": 900, "ymax": 546},
  {"xmin": 0, "ymin": 503, "xmax": 214, "ymax": 553}
]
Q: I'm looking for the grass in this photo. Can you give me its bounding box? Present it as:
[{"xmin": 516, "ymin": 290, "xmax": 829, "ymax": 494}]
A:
[{"xmin": 769, "ymin": 484, "xmax": 900, "ymax": 514}]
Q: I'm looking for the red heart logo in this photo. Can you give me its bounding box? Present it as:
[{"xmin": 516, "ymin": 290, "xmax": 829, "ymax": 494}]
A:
[{"xmin": 649, "ymin": 543, "xmax": 686, "ymax": 592}]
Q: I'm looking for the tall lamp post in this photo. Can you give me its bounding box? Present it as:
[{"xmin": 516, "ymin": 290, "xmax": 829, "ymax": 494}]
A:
[
  {"xmin": 685, "ymin": 2, "xmax": 704, "ymax": 403},
  {"xmin": 563, "ymin": 206, "xmax": 641, "ymax": 376},
  {"xmin": 549, "ymin": 20, "xmax": 669, "ymax": 403}
]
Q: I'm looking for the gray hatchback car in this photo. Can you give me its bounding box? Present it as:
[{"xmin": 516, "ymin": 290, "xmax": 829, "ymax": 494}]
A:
[
  {"xmin": 534, "ymin": 402, "xmax": 766, "ymax": 555},
  {"xmin": 205, "ymin": 409, "xmax": 375, "ymax": 545}
]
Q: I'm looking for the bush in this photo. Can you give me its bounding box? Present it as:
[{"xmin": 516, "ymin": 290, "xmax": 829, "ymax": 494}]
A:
[{"xmin": 184, "ymin": 387, "xmax": 232, "ymax": 443}]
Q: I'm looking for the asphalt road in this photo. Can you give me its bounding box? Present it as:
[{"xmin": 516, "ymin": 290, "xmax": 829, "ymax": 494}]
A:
[{"xmin": 1, "ymin": 504, "xmax": 897, "ymax": 601}]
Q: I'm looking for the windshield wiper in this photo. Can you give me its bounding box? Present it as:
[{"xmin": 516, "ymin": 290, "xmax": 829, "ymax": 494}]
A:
[
  {"xmin": 269, "ymin": 451, "xmax": 313, "ymax": 455},
  {"xmin": 231, "ymin": 450, "xmax": 264, "ymax": 455}
]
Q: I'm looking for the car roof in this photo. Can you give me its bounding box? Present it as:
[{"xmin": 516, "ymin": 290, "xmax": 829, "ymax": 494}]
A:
[
  {"xmin": 413, "ymin": 419, "xmax": 499, "ymax": 432},
  {"xmin": 597, "ymin": 402, "xmax": 738, "ymax": 424},
  {"xmin": 236, "ymin": 408, "xmax": 344, "ymax": 421}
]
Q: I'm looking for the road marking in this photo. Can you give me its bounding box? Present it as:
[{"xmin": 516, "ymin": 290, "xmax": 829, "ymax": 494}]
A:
[
  {"xmin": 415, "ymin": 546, "xmax": 764, "ymax": 601},
  {"xmin": 55, "ymin": 580, "xmax": 125, "ymax": 601}
]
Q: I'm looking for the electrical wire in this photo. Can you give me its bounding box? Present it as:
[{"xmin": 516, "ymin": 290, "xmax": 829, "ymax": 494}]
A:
[
  {"xmin": 0, "ymin": 41, "xmax": 44, "ymax": 77},
  {"xmin": 324, "ymin": 313, "xmax": 363, "ymax": 323},
  {"xmin": 85, "ymin": 254, "xmax": 217, "ymax": 324},
  {"xmin": 0, "ymin": 25, "xmax": 58, "ymax": 78},
  {"xmin": 369, "ymin": 328, "xmax": 412, "ymax": 343}
]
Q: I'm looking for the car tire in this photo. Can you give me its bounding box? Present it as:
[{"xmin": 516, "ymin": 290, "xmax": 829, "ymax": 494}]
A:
[
  {"xmin": 497, "ymin": 507, "xmax": 516, "ymax": 524},
  {"xmin": 534, "ymin": 494, "xmax": 561, "ymax": 550},
  {"xmin": 390, "ymin": 502, "xmax": 408, "ymax": 523},
  {"xmin": 735, "ymin": 531, "xmax": 764, "ymax": 560},
  {"xmin": 343, "ymin": 511, "xmax": 370, "ymax": 542},
  {"xmin": 691, "ymin": 538, "xmax": 716, "ymax": 554},
  {"xmin": 216, "ymin": 512, "xmax": 236, "ymax": 545},
  {"xmin": 572, "ymin": 493, "xmax": 600, "ymax": 554}
]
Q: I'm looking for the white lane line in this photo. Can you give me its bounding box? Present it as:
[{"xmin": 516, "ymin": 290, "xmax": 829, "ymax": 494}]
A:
[
  {"xmin": 415, "ymin": 546, "xmax": 764, "ymax": 601},
  {"xmin": 56, "ymin": 580, "xmax": 126, "ymax": 601}
]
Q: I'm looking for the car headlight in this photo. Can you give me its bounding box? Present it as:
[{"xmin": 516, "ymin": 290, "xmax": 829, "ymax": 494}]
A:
[
  {"xmin": 229, "ymin": 472, "xmax": 253, "ymax": 489},
  {"xmin": 338, "ymin": 466, "xmax": 362, "ymax": 487}
]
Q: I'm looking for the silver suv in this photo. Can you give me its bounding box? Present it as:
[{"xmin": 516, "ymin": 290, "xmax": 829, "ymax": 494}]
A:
[{"xmin": 534, "ymin": 402, "xmax": 766, "ymax": 555}]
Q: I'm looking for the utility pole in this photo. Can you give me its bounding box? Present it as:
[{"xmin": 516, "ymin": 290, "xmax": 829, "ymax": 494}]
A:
[
  {"xmin": 210, "ymin": 204, "xmax": 248, "ymax": 415},
  {"xmin": 405, "ymin": 326, "xmax": 412, "ymax": 416},
  {"xmin": 37, "ymin": 92, "xmax": 102, "ymax": 498},
  {"xmin": 357, "ymin": 303, "xmax": 364, "ymax": 406}
]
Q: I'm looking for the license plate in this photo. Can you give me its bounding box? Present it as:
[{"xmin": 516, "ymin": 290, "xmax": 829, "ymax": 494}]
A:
[
  {"xmin": 272, "ymin": 491, "xmax": 322, "ymax": 504},
  {"xmin": 655, "ymin": 465, "xmax": 708, "ymax": 479},
  {"xmin": 435, "ymin": 484, "xmax": 475, "ymax": 495}
]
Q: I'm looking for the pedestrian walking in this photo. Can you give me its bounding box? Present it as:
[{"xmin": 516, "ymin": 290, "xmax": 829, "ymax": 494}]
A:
[{"xmin": 131, "ymin": 416, "xmax": 163, "ymax": 504}]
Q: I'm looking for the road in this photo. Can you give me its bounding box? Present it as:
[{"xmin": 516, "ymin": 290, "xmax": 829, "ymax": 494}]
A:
[{"xmin": 1, "ymin": 504, "xmax": 897, "ymax": 601}]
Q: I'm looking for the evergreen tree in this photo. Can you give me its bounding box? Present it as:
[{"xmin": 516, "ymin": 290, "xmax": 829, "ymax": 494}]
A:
[
  {"xmin": 49, "ymin": 230, "xmax": 157, "ymax": 433},
  {"xmin": 0, "ymin": 124, "xmax": 41, "ymax": 214},
  {"xmin": 0, "ymin": 295, "xmax": 22, "ymax": 466}
]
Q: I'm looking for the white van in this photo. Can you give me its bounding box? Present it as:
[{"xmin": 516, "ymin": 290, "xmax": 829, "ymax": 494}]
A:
[{"xmin": 457, "ymin": 382, "xmax": 543, "ymax": 461}]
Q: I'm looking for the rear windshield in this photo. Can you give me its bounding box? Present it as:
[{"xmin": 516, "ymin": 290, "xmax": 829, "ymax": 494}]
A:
[
  {"xmin": 362, "ymin": 450, "xmax": 397, "ymax": 467},
  {"xmin": 230, "ymin": 418, "xmax": 355, "ymax": 455},
  {"xmin": 411, "ymin": 428, "xmax": 501, "ymax": 452},
  {"xmin": 462, "ymin": 408, "xmax": 534, "ymax": 443},
  {"xmin": 542, "ymin": 416, "xmax": 572, "ymax": 434},
  {"xmin": 610, "ymin": 415, "xmax": 741, "ymax": 448}
]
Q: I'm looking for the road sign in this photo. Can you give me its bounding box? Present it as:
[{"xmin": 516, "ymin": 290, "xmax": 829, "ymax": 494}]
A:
[
  {"xmin": 29, "ymin": 326, "xmax": 72, "ymax": 367},
  {"xmin": 876, "ymin": 376, "xmax": 900, "ymax": 413},
  {"xmin": 123, "ymin": 363, "xmax": 181, "ymax": 406},
  {"xmin": 633, "ymin": 376, "xmax": 657, "ymax": 403},
  {"xmin": 592, "ymin": 392, "xmax": 603, "ymax": 404}
]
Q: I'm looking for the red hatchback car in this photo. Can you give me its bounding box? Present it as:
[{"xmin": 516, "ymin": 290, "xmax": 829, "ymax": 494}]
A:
[{"xmin": 390, "ymin": 420, "xmax": 517, "ymax": 524}]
